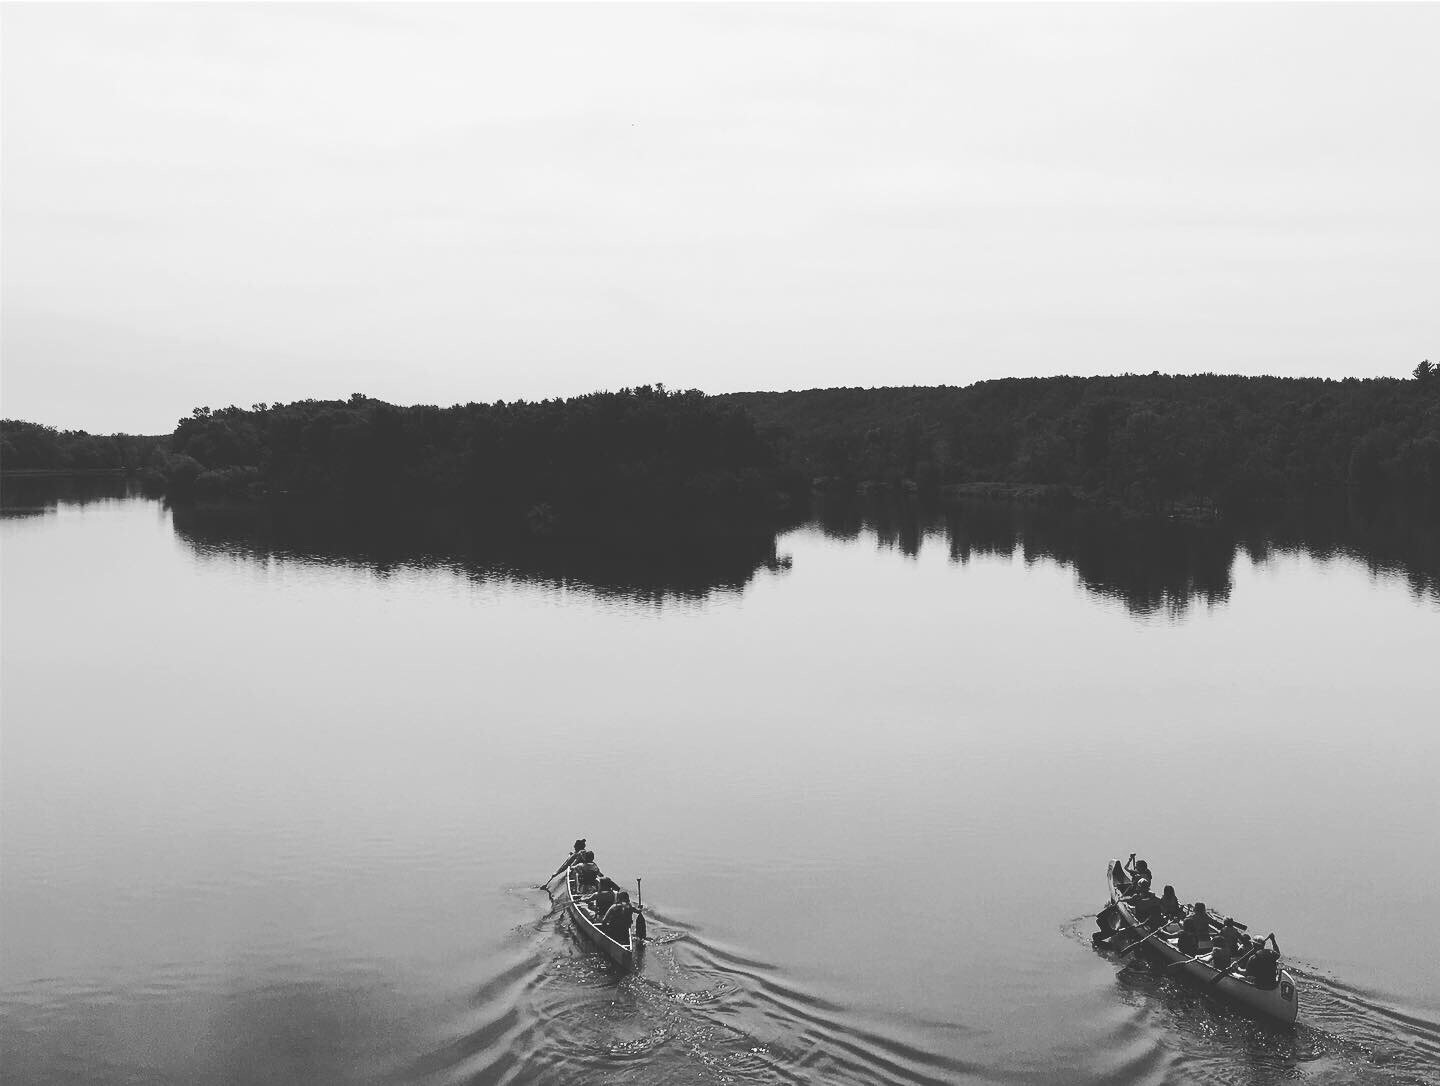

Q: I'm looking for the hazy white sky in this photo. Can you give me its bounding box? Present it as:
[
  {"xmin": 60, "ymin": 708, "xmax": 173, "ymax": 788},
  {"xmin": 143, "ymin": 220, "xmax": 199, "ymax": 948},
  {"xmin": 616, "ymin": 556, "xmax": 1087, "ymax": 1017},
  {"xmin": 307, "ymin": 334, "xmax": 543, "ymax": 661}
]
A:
[{"xmin": 3, "ymin": 3, "xmax": 1438, "ymax": 434}]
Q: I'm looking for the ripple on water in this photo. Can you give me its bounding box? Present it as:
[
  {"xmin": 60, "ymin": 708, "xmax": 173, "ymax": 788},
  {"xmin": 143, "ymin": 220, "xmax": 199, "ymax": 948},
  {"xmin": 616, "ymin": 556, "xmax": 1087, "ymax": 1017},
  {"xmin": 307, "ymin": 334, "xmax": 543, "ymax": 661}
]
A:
[
  {"xmin": 408, "ymin": 902, "xmax": 985, "ymax": 1086},
  {"xmin": 1065, "ymin": 916, "xmax": 1440, "ymax": 1086}
]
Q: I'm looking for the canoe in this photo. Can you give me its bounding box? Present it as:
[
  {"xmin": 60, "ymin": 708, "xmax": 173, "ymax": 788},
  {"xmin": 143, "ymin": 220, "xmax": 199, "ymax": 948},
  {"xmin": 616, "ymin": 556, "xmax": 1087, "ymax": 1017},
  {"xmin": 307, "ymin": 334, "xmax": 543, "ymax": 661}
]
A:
[
  {"xmin": 560, "ymin": 867, "xmax": 641, "ymax": 970},
  {"xmin": 1103, "ymin": 859, "xmax": 1298, "ymax": 1025}
]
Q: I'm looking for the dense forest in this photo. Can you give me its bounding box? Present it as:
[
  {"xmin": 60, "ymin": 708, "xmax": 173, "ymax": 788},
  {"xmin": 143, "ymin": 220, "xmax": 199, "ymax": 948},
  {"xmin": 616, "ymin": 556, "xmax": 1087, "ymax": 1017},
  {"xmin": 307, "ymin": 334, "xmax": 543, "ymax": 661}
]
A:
[
  {"xmin": 0, "ymin": 420, "xmax": 163, "ymax": 474},
  {"xmin": 722, "ymin": 369, "xmax": 1440, "ymax": 513},
  {"xmin": 140, "ymin": 386, "xmax": 804, "ymax": 540},
  {"xmin": 5, "ymin": 369, "xmax": 1436, "ymax": 534}
]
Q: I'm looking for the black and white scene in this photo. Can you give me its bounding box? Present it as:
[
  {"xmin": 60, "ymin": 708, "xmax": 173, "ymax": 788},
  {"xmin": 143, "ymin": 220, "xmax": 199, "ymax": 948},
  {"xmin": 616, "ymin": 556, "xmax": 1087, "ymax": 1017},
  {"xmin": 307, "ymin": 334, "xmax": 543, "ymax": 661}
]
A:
[{"xmin": 2, "ymin": 4, "xmax": 1438, "ymax": 1084}]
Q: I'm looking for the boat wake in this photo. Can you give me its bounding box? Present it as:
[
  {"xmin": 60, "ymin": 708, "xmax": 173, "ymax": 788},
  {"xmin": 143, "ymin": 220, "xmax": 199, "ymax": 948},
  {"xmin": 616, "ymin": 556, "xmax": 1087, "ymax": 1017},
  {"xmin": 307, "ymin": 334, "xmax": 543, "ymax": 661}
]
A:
[
  {"xmin": 1288, "ymin": 970, "xmax": 1440, "ymax": 1086},
  {"xmin": 411, "ymin": 901, "xmax": 980, "ymax": 1086},
  {"xmin": 1065, "ymin": 916, "xmax": 1440, "ymax": 1085}
]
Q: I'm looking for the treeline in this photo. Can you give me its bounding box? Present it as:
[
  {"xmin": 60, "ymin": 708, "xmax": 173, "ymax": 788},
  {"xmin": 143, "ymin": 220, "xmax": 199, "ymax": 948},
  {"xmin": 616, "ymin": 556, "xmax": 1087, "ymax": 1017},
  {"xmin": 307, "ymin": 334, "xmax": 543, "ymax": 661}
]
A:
[
  {"xmin": 150, "ymin": 386, "xmax": 805, "ymax": 539},
  {"xmin": 0, "ymin": 420, "xmax": 164, "ymax": 473},
  {"xmin": 722, "ymin": 371, "xmax": 1440, "ymax": 513},
  {"xmin": 9, "ymin": 369, "xmax": 1435, "ymax": 528}
]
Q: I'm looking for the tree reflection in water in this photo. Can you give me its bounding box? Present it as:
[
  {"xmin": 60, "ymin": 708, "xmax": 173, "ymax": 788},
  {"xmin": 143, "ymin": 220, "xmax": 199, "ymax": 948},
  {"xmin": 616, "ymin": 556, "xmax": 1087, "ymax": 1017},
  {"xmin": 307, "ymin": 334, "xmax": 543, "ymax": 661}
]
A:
[
  {"xmin": 816, "ymin": 493, "xmax": 1440, "ymax": 616},
  {"xmin": 5, "ymin": 476, "xmax": 1434, "ymax": 611},
  {"xmin": 170, "ymin": 502, "xmax": 793, "ymax": 606}
]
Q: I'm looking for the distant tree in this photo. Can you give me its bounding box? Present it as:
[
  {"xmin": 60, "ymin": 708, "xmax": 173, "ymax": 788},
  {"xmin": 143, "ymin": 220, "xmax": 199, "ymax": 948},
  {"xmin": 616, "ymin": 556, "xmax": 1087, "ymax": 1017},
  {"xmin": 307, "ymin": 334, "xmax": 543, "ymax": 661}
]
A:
[
  {"xmin": 720, "ymin": 373, "xmax": 1438, "ymax": 513},
  {"xmin": 1414, "ymin": 359, "xmax": 1434, "ymax": 383}
]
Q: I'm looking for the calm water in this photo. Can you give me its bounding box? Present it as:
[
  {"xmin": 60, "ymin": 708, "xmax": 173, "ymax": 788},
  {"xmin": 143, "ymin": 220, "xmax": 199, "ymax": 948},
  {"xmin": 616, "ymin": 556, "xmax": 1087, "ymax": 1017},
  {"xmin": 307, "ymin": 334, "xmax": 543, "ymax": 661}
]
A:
[{"xmin": 3, "ymin": 481, "xmax": 1438, "ymax": 1085}]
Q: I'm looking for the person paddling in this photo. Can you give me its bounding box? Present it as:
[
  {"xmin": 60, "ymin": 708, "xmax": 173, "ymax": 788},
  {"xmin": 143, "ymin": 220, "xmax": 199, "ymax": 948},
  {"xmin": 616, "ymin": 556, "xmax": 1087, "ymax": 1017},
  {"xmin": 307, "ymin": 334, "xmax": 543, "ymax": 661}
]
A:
[
  {"xmin": 1124, "ymin": 854, "xmax": 1153, "ymax": 884},
  {"xmin": 1158, "ymin": 885, "xmax": 1183, "ymax": 922},
  {"xmin": 1215, "ymin": 918, "xmax": 1242, "ymax": 956},
  {"xmin": 546, "ymin": 838, "xmax": 588, "ymax": 886},
  {"xmin": 1124, "ymin": 878, "xmax": 1162, "ymax": 922},
  {"xmin": 1178, "ymin": 902, "xmax": 1212, "ymax": 955},
  {"xmin": 573, "ymin": 851, "xmax": 601, "ymax": 893},
  {"xmin": 1246, "ymin": 939, "xmax": 1280, "ymax": 988},
  {"xmin": 588, "ymin": 881, "xmax": 619, "ymax": 920},
  {"xmin": 600, "ymin": 891, "xmax": 637, "ymax": 942}
]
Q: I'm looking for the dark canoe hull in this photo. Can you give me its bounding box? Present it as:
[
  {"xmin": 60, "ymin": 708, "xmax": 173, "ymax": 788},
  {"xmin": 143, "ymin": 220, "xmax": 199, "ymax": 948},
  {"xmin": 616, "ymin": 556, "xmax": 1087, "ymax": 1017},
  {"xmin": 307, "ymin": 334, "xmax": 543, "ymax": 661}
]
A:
[
  {"xmin": 561, "ymin": 868, "xmax": 639, "ymax": 970},
  {"xmin": 1105, "ymin": 859, "xmax": 1298, "ymax": 1026}
]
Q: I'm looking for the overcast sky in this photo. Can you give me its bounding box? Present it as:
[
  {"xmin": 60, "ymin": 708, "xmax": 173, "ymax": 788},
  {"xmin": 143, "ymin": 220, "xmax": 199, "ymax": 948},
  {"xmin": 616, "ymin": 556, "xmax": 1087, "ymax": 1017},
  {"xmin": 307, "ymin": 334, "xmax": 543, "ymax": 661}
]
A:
[{"xmin": 3, "ymin": 3, "xmax": 1438, "ymax": 434}]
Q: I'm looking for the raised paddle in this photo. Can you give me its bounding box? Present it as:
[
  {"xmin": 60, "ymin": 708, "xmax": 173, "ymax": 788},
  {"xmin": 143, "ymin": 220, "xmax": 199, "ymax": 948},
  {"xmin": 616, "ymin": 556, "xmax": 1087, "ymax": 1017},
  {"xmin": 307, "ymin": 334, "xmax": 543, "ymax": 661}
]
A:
[
  {"xmin": 634, "ymin": 878, "xmax": 647, "ymax": 943},
  {"xmin": 1206, "ymin": 911, "xmax": 1248, "ymax": 933}
]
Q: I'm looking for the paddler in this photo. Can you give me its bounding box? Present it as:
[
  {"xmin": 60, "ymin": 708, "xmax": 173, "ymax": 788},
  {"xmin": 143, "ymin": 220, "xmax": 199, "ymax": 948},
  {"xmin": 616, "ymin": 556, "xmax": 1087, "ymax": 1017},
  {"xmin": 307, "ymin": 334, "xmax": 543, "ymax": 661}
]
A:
[
  {"xmin": 547, "ymin": 838, "xmax": 588, "ymax": 884},
  {"xmin": 1215, "ymin": 918, "xmax": 1242, "ymax": 956},
  {"xmin": 1124, "ymin": 854, "xmax": 1153, "ymax": 884},
  {"xmin": 573, "ymin": 851, "xmax": 602, "ymax": 893},
  {"xmin": 599, "ymin": 891, "xmax": 637, "ymax": 942},
  {"xmin": 587, "ymin": 880, "xmax": 619, "ymax": 920},
  {"xmin": 1123, "ymin": 877, "xmax": 1163, "ymax": 922},
  {"xmin": 1158, "ymin": 885, "xmax": 1184, "ymax": 922},
  {"xmin": 1178, "ymin": 902, "xmax": 1212, "ymax": 955},
  {"xmin": 1245, "ymin": 939, "xmax": 1280, "ymax": 988}
]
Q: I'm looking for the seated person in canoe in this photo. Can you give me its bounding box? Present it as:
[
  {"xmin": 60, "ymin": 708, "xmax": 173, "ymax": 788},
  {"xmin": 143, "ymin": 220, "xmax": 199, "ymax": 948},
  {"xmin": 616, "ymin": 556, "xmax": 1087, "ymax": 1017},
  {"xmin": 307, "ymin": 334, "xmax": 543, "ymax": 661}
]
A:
[
  {"xmin": 1122, "ymin": 878, "xmax": 1165, "ymax": 923},
  {"xmin": 548, "ymin": 839, "xmax": 589, "ymax": 884},
  {"xmin": 1214, "ymin": 918, "xmax": 1242, "ymax": 956},
  {"xmin": 1157, "ymin": 884, "xmax": 1184, "ymax": 922},
  {"xmin": 573, "ymin": 851, "xmax": 601, "ymax": 893},
  {"xmin": 1177, "ymin": 902, "xmax": 1213, "ymax": 954},
  {"xmin": 600, "ymin": 891, "xmax": 637, "ymax": 941},
  {"xmin": 583, "ymin": 877, "xmax": 621, "ymax": 920},
  {"xmin": 1244, "ymin": 938, "xmax": 1281, "ymax": 988},
  {"xmin": 1123, "ymin": 854, "xmax": 1153, "ymax": 885}
]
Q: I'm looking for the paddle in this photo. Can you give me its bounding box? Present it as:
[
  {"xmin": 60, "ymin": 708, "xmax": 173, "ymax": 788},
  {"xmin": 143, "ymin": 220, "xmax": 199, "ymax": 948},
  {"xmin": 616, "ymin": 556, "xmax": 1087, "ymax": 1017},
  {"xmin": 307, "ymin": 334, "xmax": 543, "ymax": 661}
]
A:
[
  {"xmin": 1092, "ymin": 902, "xmax": 1121, "ymax": 946},
  {"xmin": 635, "ymin": 878, "xmax": 647, "ymax": 943},
  {"xmin": 540, "ymin": 848, "xmax": 584, "ymax": 889},
  {"xmin": 1208, "ymin": 912, "xmax": 1248, "ymax": 933},
  {"xmin": 1166, "ymin": 954, "xmax": 1205, "ymax": 970},
  {"xmin": 1115, "ymin": 919, "xmax": 1170, "ymax": 957}
]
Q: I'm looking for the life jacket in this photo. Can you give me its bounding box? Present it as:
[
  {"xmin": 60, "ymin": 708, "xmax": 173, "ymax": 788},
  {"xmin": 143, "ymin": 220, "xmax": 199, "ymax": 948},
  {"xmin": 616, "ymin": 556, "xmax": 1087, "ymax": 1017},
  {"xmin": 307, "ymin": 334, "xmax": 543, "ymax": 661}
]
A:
[
  {"xmin": 1129, "ymin": 893, "xmax": 1161, "ymax": 921},
  {"xmin": 602, "ymin": 902, "xmax": 634, "ymax": 938},
  {"xmin": 1247, "ymin": 948, "xmax": 1279, "ymax": 987},
  {"xmin": 1179, "ymin": 910, "xmax": 1211, "ymax": 952}
]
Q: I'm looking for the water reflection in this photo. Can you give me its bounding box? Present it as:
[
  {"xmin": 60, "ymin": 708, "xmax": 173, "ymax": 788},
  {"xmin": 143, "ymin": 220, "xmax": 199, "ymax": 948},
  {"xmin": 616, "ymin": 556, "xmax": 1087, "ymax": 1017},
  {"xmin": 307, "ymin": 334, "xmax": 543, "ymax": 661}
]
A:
[
  {"xmin": 169, "ymin": 502, "xmax": 793, "ymax": 606},
  {"xmin": 5, "ymin": 478, "xmax": 1435, "ymax": 612},
  {"xmin": 815, "ymin": 494, "xmax": 1440, "ymax": 615},
  {"xmin": 6, "ymin": 478, "xmax": 1437, "ymax": 1086},
  {"xmin": 0, "ymin": 473, "xmax": 137, "ymax": 516}
]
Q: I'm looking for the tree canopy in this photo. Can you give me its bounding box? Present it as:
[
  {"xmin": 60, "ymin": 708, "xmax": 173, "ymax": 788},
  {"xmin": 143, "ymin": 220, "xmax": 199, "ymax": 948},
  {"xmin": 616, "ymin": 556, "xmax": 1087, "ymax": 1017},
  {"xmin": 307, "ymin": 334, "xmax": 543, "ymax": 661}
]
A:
[
  {"xmin": 8, "ymin": 370, "xmax": 1435, "ymax": 530},
  {"xmin": 149, "ymin": 386, "xmax": 806, "ymax": 539},
  {"xmin": 723, "ymin": 372, "xmax": 1439, "ymax": 513}
]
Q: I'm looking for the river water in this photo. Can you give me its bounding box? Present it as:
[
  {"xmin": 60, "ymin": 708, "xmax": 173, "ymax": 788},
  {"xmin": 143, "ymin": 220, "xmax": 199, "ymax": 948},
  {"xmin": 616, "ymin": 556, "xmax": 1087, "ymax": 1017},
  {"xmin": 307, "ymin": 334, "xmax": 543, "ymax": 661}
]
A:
[{"xmin": 2, "ymin": 480, "xmax": 1437, "ymax": 1085}]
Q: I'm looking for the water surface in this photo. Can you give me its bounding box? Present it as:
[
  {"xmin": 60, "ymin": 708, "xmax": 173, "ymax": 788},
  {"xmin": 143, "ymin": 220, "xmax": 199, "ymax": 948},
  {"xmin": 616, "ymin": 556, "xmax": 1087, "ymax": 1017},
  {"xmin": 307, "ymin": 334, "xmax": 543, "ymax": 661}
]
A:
[{"xmin": 3, "ymin": 481, "xmax": 1437, "ymax": 1084}]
